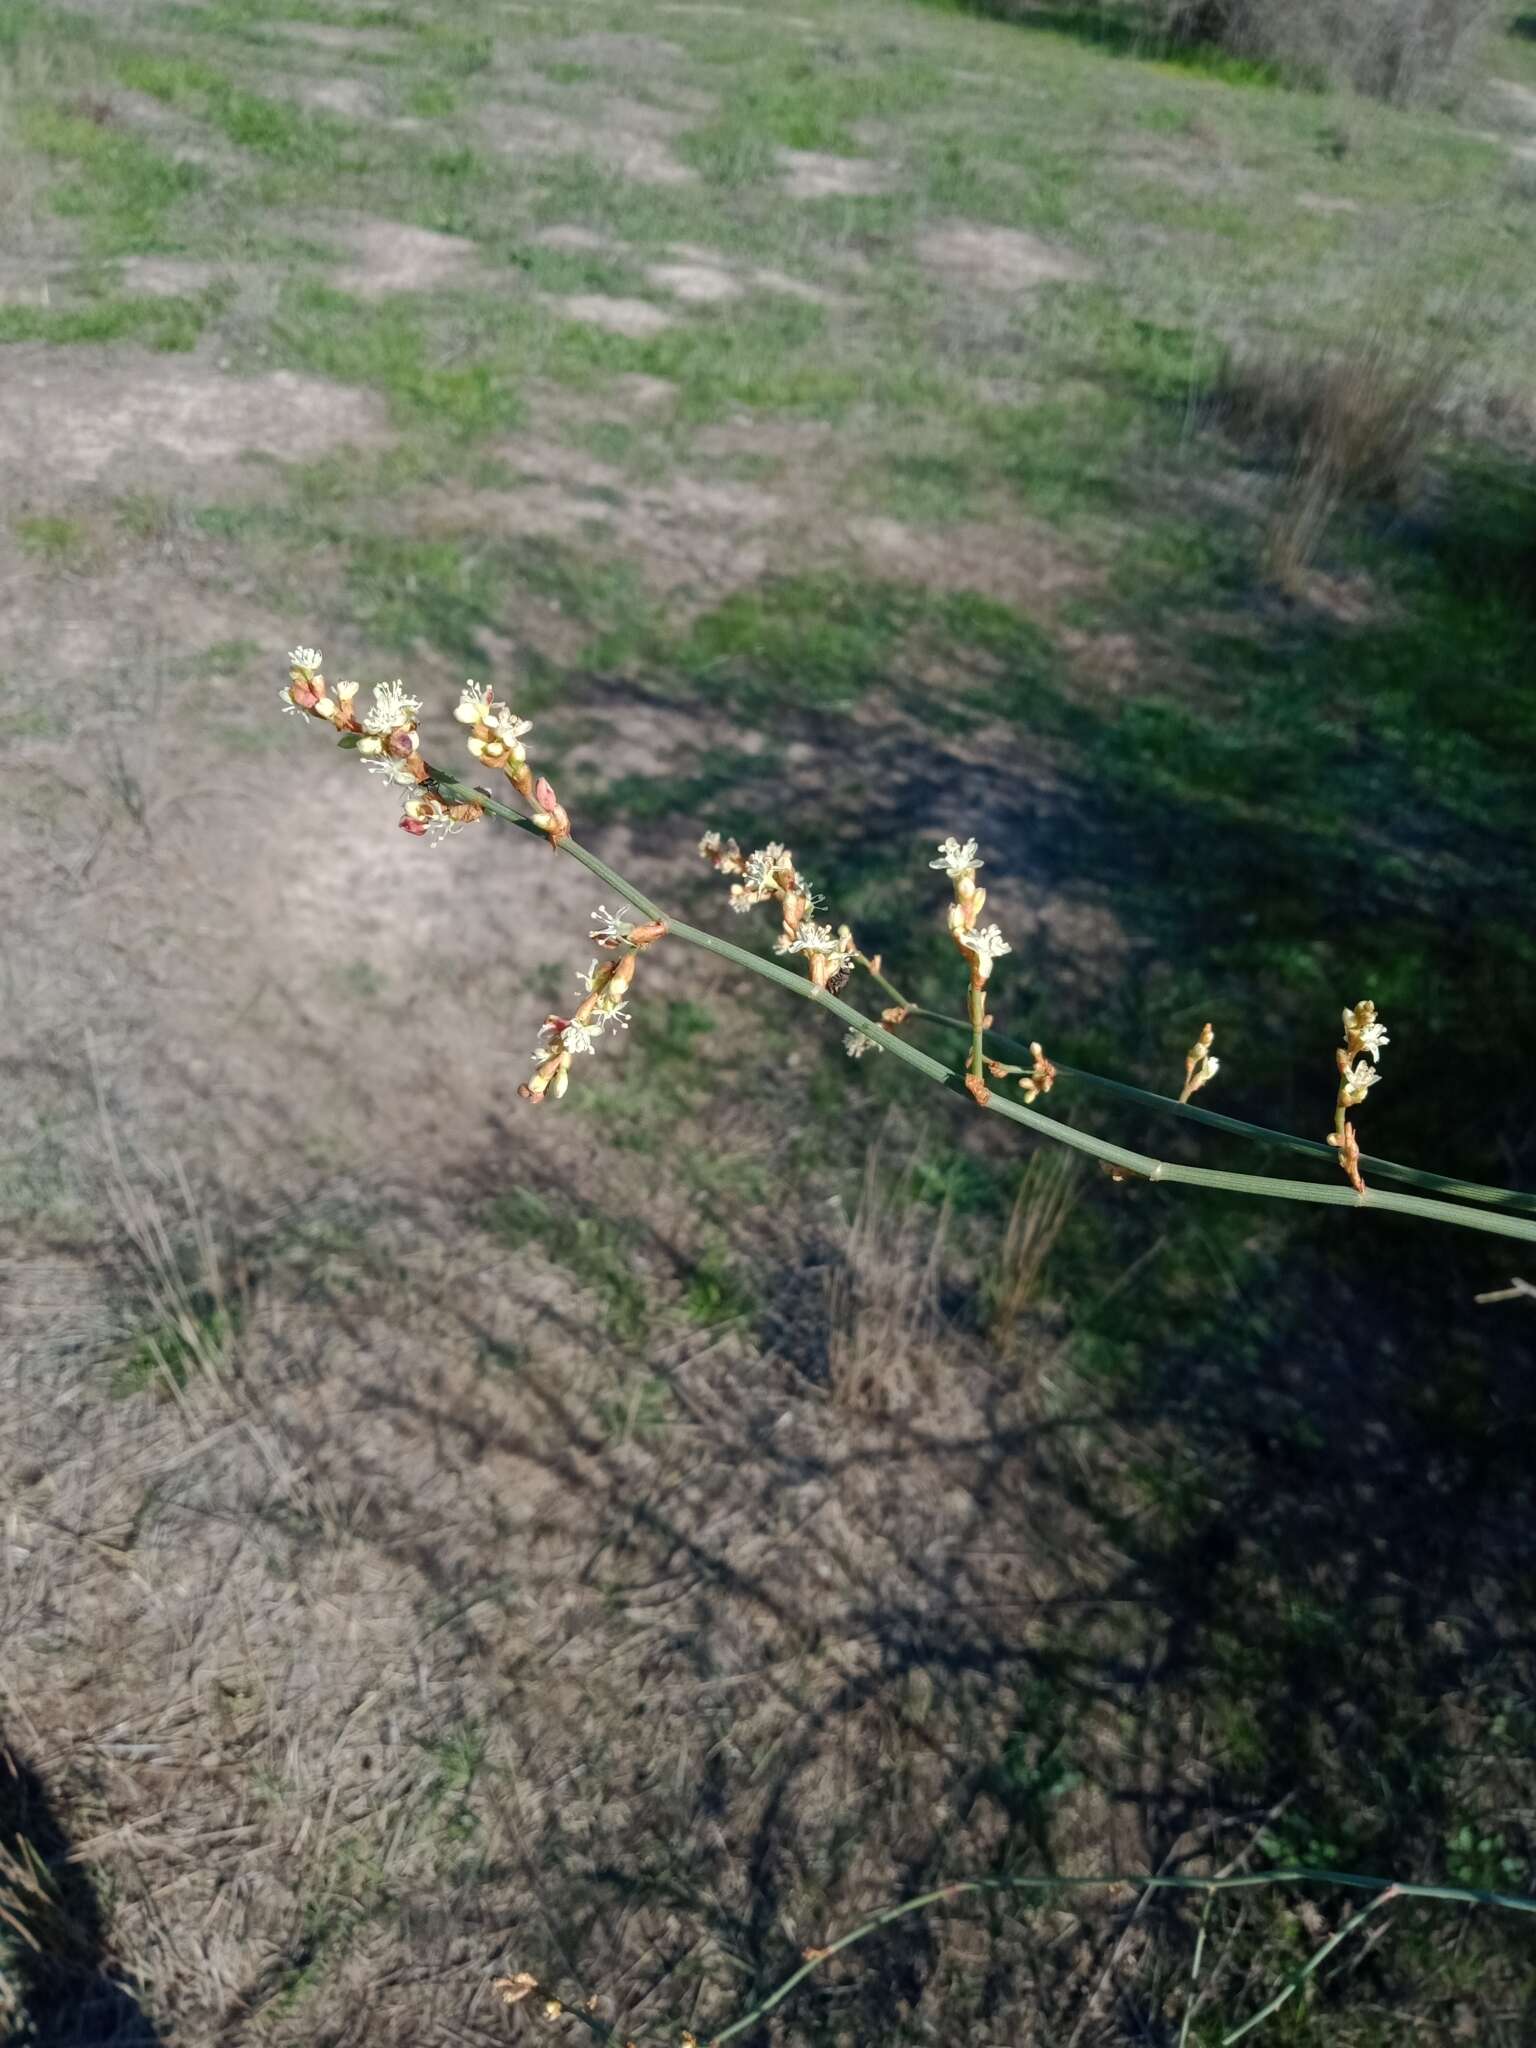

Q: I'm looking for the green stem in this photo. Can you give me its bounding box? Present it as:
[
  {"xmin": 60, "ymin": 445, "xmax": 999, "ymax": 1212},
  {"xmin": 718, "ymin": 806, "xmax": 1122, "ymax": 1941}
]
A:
[
  {"xmin": 1220, "ymin": 1885, "xmax": 1398, "ymax": 2045},
  {"xmin": 909, "ymin": 1006, "xmax": 1536, "ymax": 1220},
  {"xmin": 1177, "ymin": 1885, "xmax": 1217, "ymax": 2048},
  {"xmin": 708, "ymin": 1870, "xmax": 1520, "ymax": 2048},
  {"xmin": 854, "ymin": 950, "xmax": 915, "ymax": 1014},
  {"xmin": 428, "ymin": 771, "xmax": 1536, "ymax": 1246}
]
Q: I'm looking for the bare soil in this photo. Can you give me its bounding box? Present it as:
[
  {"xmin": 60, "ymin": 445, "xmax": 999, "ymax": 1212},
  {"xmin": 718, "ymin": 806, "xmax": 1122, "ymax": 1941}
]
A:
[
  {"xmin": 0, "ymin": 352, "xmax": 390, "ymax": 484},
  {"xmin": 916, "ymin": 221, "xmax": 1096, "ymax": 293}
]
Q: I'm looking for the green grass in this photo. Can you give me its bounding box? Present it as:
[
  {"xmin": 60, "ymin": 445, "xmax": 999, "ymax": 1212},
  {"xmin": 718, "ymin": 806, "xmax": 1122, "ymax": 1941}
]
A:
[
  {"xmin": 14, "ymin": 514, "xmax": 88, "ymax": 563},
  {"xmin": 269, "ymin": 283, "xmax": 527, "ymax": 435},
  {"xmin": 21, "ymin": 104, "xmax": 209, "ymax": 254},
  {"xmin": 0, "ymin": 291, "xmax": 209, "ymax": 349},
  {"xmin": 483, "ymin": 1186, "xmax": 650, "ymax": 1343},
  {"xmin": 111, "ymin": 1296, "xmax": 235, "ymax": 1398}
]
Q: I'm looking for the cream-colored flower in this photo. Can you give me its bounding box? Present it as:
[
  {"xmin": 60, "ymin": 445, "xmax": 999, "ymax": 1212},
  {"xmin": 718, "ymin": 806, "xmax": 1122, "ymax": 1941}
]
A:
[
  {"xmin": 288, "ymin": 645, "xmax": 322, "ymax": 674},
  {"xmin": 956, "ymin": 923, "xmax": 1011, "ymax": 977},
  {"xmin": 779, "ymin": 920, "xmax": 842, "ymax": 960},
  {"xmin": 1340, "ymin": 1060, "xmax": 1382, "ymax": 1106},
  {"xmin": 1342, "ymin": 1004, "xmax": 1389, "ymax": 1062},
  {"xmin": 538, "ymin": 1018, "xmax": 599, "ymax": 1057},
  {"xmin": 699, "ymin": 829, "xmax": 745, "ymax": 875},
  {"xmin": 844, "ymin": 1026, "xmax": 881, "ymax": 1059},
  {"xmin": 401, "ymin": 794, "xmax": 455, "ymax": 842},
  {"xmin": 743, "ymin": 843, "xmax": 792, "ymax": 895},
  {"xmin": 454, "ymin": 681, "xmax": 494, "ymax": 725},
  {"xmin": 365, "ymin": 755, "xmax": 420, "ymax": 784},
  {"xmin": 364, "ymin": 679, "xmax": 422, "ymax": 736},
  {"xmin": 930, "ymin": 836, "xmax": 982, "ymax": 877},
  {"xmin": 589, "ymin": 904, "xmax": 633, "ymax": 947}
]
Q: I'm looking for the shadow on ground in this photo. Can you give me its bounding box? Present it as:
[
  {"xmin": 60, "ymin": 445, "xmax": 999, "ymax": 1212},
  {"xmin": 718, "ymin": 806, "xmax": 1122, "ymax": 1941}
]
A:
[{"xmin": 1, "ymin": 1743, "xmax": 162, "ymax": 2048}]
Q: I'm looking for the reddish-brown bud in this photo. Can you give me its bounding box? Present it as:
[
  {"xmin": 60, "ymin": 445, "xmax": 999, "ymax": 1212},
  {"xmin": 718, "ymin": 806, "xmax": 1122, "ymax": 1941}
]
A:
[{"xmin": 385, "ymin": 728, "xmax": 416, "ymax": 758}]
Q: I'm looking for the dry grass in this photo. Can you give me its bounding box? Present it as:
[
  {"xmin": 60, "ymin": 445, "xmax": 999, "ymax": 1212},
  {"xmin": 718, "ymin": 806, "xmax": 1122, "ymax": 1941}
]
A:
[
  {"xmin": 1, "ymin": 1130, "xmax": 1148, "ymax": 2048},
  {"xmin": 989, "ymin": 1148, "xmax": 1080, "ymax": 1349},
  {"xmin": 1212, "ymin": 328, "xmax": 1454, "ymax": 584},
  {"xmin": 827, "ymin": 1140, "xmax": 949, "ymax": 1411}
]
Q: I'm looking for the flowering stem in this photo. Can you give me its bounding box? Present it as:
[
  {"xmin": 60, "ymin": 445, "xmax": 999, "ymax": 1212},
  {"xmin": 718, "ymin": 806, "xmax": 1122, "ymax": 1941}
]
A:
[
  {"xmin": 428, "ymin": 770, "xmax": 1536, "ymax": 1245},
  {"xmin": 906, "ymin": 1007, "xmax": 1536, "ymax": 1220},
  {"xmin": 968, "ymin": 980, "xmax": 987, "ymax": 1089}
]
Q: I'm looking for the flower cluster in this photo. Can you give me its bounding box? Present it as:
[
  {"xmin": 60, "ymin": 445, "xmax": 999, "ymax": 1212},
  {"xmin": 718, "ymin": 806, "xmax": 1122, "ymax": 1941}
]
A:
[
  {"xmin": 933, "ymin": 836, "xmax": 1008, "ymax": 985},
  {"xmin": 1328, "ymin": 999, "xmax": 1387, "ymax": 1195},
  {"xmin": 520, "ymin": 917, "xmax": 666, "ymax": 1105},
  {"xmin": 279, "ymin": 647, "xmax": 486, "ymax": 841},
  {"xmin": 1179, "ymin": 1022, "xmax": 1220, "ymax": 1104},
  {"xmin": 699, "ymin": 831, "xmax": 855, "ymax": 991},
  {"xmin": 1020, "ymin": 1041, "xmax": 1056, "ymax": 1106},
  {"xmin": 454, "ymin": 681, "xmax": 570, "ymax": 844},
  {"xmin": 931, "ymin": 835, "xmax": 1011, "ymax": 1104}
]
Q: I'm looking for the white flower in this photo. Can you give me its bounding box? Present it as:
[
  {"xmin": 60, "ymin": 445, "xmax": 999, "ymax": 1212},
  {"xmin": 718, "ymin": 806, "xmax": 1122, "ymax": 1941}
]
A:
[
  {"xmin": 1202, "ymin": 1056, "xmax": 1220, "ymax": 1081},
  {"xmin": 1342, "ymin": 1006, "xmax": 1390, "ymax": 1062},
  {"xmin": 844, "ymin": 1027, "xmax": 881, "ymax": 1059},
  {"xmin": 594, "ymin": 999, "xmax": 630, "ymax": 1030},
  {"xmin": 335, "ymin": 678, "xmax": 360, "ymax": 702},
  {"xmin": 490, "ymin": 706, "xmax": 532, "ymax": 744},
  {"xmin": 1340, "ymin": 1060, "xmax": 1382, "ymax": 1106},
  {"xmin": 930, "ymin": 836, "xmax": 982, "ymax": 877},
  {"xmin": 956, "ymin": 923, "xmax": 1011, "ymax": 974},
  {"xmin": 589, "ymin": 904, "xmax": 632, "ymax": 946},
  {"xmin": 778, "ymin": 920, "xmax": 843, "ymax": 960},
  {"xmin": 288, "ymin": 645, "xmax": 322, "ymax": 673},
  {"xmin": 743, "ymin": 843, "xmax": 791, "ymax": 895},
  {"xmin": 557, "ymin": 1019, "xmax": 599, "ymax": 1056},
  {"xmin": 365, "ymin": 755, "xmax": 420, "ymax": 785},
  {"xmin": 364, "ymin": 679, "xmax": 422, "ymax": 736},
  {"xmin": 401, "ymin": 795, "xmax": 457, "ymax": 842},
  {"xmin": 357, "ymin": 734, "xmax": 384, "ymax": 755},
  {"xmin": 575, "ymin": 960, "xmax": 604, "ymax": 994},
  {"xmin": 454, "ymin": 681, "xmax": 494, "ymax": 725}
]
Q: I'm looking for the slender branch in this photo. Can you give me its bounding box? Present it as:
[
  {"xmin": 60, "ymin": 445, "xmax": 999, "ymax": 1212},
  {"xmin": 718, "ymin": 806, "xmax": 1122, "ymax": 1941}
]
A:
[
  {"xmin": 1177, "ymin": 1885, "xmax": 1218, "ymax": 2048},
  {"xmin": 1219, "ymin": 1885, "xmax": 1399, "ymax": 2045},
  {"xmin": 428, "ymin": 771, "xmax": 1536, "ymax": 1245},
  {"xmin": 853, "ymin": 949, "xmax": 915, "ymax": 1014},
  {"xmin": 908, "ymin": 1007, "xmax": 1536, "ymax": 1219},
  {"xmin": 708, "ymin": 1869, "xmax": 1523, "ymax": 2048}
]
